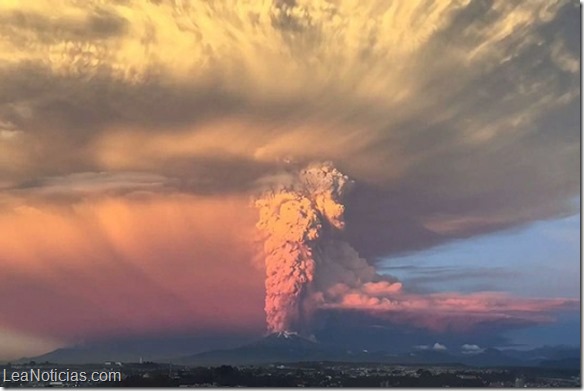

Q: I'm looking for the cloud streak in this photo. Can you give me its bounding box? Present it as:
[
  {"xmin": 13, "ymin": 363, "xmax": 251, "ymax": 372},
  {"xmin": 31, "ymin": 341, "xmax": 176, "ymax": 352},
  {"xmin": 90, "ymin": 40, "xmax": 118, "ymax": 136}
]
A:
[{"xmin": 320, "ymin": 287, "xmax": 577, "ymax": 332}]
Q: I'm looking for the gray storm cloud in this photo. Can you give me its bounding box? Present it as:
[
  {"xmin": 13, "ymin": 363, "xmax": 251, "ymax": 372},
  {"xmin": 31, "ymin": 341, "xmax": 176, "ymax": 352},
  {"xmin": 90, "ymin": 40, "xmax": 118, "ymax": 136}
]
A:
[
  {"xmin": 254, "ymin": 162, "xmax": 352, "ymax": 333},
  {"xmin": 0, "ymin": 0, "xmax": 577, "ymax": 262}
]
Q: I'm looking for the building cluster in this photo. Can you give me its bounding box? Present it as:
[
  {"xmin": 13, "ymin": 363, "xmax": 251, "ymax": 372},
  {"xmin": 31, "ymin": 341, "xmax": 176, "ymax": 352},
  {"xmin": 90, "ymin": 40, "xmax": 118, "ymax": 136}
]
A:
[{"xmin": 1, "ymin": 361, "xmax": 579, "ymax": 388}]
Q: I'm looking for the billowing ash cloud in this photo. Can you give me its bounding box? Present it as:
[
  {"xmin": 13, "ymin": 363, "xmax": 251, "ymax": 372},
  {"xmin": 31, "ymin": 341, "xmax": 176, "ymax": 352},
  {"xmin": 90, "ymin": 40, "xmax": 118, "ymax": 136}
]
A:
[
  {"xmin": 255, "ymin": 162, "xmax": 356, "ymax": 333},
  {"xmin": 255, "ymin": 161, "xmax": 577, "ymax": 334},
  {"xmin": 254, "ymin": 161, "xmax": 400, "ymax": 333}
]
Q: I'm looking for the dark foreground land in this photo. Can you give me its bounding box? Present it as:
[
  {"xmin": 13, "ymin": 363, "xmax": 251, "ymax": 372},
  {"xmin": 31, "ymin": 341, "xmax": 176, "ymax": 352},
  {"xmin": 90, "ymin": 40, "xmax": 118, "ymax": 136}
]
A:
[{"xmin": 1, "ymin": 361, "xmax": 580, "ymax": 388}]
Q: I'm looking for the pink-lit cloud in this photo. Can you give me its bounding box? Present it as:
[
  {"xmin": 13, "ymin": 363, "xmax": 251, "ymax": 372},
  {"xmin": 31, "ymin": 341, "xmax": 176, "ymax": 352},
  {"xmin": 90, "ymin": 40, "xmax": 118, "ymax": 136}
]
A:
[
  {"xmin": 0, "ymin": 194, "xmax": 265, "ymax": 343},
  {"xmin": 320, "ymin": 283, "xmax": 578, "ymax": 332}
]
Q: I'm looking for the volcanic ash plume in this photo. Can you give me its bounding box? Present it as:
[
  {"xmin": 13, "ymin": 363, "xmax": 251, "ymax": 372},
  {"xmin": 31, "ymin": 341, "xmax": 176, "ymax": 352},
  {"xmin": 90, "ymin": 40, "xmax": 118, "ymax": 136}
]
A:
[
  {"xmin": 255, "ymin": 164, "xmax": 577, "ymax": 335},
  {"xmin": 254, "ymin": 162, "xmax": 352, "ymax": 334}
]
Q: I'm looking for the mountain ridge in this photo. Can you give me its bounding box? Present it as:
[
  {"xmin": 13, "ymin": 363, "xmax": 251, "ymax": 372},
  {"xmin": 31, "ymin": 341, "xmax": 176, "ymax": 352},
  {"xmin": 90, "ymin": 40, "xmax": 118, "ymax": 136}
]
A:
[{"xmin": 15, "ymin": 335, "xmax": 580, "ymax": 370}]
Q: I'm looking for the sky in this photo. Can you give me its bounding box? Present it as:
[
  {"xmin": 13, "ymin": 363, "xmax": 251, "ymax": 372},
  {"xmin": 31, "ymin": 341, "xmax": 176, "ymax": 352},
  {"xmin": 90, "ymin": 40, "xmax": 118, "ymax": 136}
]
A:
[
  {"xmin": 0, "ymin": 0, "xmax": 580, "ymax": 360},
  {"xmin": 381, "ymin": 213, "xmax": 580, "ymax": 299},
  {"xmin": 380, "ymin": 213, "xmax": 580, "ymax": 348}
]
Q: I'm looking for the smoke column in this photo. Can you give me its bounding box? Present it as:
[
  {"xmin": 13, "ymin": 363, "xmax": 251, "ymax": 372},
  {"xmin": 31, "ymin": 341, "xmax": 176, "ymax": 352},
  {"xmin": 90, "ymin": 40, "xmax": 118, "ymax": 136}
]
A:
[
  {"xmin": 256, "ymin": 161, "xmax": 576, "ymax": 335},
  {"xmin": 254, "ymin": 162, "xmax": 351, "ymax": 334}
]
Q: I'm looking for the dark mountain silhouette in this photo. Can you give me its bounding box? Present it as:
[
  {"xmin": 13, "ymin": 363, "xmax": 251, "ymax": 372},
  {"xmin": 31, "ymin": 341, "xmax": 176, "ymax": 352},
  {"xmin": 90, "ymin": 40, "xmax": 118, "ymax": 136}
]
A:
[
  {"xmin": 462, "ymin": 348, "xmax": 523, "ymax": 367},
  {"xmin": 17, "ymin": 347, "xmax": 140, "ymax": 365},
  {"xmin": 179, "ymin": 333, "xmax": 579, "ymax": 369},
  {"xmin": 539, "ymin": 357, "xmax": 581, "ymax": 370},
  {"xmin": 178, "ymin": 332, "xmax": 344, "ymax": 366},
  {"xmin": 18, "ymin": 333, "xmax": 580, "ymax": 370}
]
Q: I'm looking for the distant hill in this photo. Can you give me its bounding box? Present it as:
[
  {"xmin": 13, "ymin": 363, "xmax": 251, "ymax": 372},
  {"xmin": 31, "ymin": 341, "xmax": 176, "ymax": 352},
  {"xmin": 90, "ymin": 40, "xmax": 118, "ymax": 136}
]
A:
[
  {"xmin": 17, "ymin": 347, "xmax": 142, "ymax": 365},
  {"xmin": 178, "ymin": 332, "xmax": 348, "ymax": 366},
  {"xmin": 462, "ymin": 348, "xmax": 523, "ymax": 367},
  {"xmin": 19, "ymin": 333, "xmax": 580, "ymax": 370},
  {"xmin": 180, "ymin": 335, "xmax": 579, "ymax": 369},
  {"xmin": 539, "ymin": 357, "xmax": 581, "ymax": 371},
  {"xmin": 14, "ymin": 335, "xmax": 248, "ymax": 365}
]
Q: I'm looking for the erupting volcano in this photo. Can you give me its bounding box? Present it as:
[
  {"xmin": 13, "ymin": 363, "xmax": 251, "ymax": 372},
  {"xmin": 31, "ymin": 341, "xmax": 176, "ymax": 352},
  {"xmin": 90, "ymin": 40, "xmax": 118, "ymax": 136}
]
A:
[
  {"xmin": 254, "ymin": 162, "xmax": 403, "ymax": 335},
  {"xmin": 254, "ymin": 162, "xmax": 352, "ymax": 334},
  {"xmin": 253, "ymin": 162, "xmax": 576, "ymax": 337}
]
